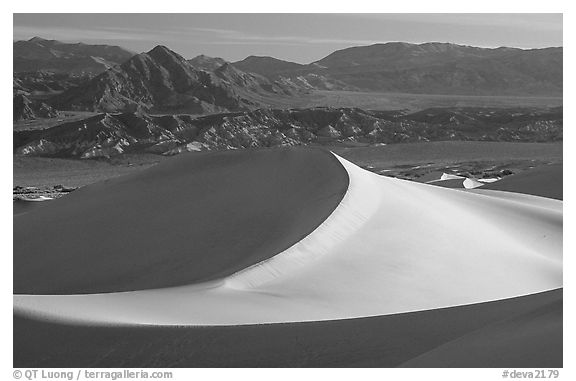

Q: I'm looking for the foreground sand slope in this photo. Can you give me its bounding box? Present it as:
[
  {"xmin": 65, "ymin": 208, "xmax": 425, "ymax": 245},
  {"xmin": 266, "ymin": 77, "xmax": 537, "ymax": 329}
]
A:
[
  {"xmin": 399, "ymin": 291, "xmax": 562, "ymax": 367},
  {"xmin": 14, "ymin": 289, "xmax": 562, "ymax": 367},
  {"xmin": 14, "ymin": 152, "xmax": 562, "ymax": 325}
]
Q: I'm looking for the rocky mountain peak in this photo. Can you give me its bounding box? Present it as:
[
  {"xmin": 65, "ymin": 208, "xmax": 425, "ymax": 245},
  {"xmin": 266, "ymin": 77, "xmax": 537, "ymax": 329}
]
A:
[
  {"xmin": 28, "ymin": 36, "xmax": 48, "ymax": 43},
  {"xmin": 147, "ymin": 45, "xmax": 185, "ymax": 62}
]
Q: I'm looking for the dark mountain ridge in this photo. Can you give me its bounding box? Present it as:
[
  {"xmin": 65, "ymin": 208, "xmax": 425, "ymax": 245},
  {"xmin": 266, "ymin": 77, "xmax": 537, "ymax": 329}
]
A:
[
  {"xmin": 13, "ymin": 93, "xmax": 59, "ymax": 121},
  {"xmin": 13, "ymin": 40, "xmax": 563, "ymax": 121},
  {"xmin": 49, "ymin": 46, "xmax": 299, "ymax": 115},
  {"xmin": 233, "ymin": 42, "xmax": 563, "ymax": 96},
  {"xmin": 14, "ymin": 106, "xmax": 562, "ymax": 159},
  {"xmin": 233, "ymin": 56, "xmax": 308, "ymax": 77},
  {"xmin": 13, "ymin": 37, "xmax": 135, "ymax": 75}
]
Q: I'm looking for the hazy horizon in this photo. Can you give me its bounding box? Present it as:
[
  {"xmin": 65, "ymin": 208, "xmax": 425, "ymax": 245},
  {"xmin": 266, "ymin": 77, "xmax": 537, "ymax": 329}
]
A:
[{"xmin": 13, "ymin": 13, "xmax": 562, "ymax": 63}]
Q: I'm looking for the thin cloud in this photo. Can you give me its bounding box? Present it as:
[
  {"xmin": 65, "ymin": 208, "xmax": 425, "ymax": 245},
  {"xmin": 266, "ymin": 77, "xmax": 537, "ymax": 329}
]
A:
[
  {"xmin": 352, "ymin": 13, "xmax": 562, "ymax": 32},
  {"xmin": 185, "ymin": 26, "xmax": 381, "ymax": 46},
  {"xmin": 15, "ymin": 25, "xmax": 373, "ymax": 47},
  {"xmin": 13, "ymin": 26, "xmax": 162, "ymax": 42}
]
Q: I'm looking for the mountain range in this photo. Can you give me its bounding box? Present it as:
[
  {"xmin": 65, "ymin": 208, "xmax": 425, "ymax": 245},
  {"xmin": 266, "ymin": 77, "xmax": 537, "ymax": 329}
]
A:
[
  {"xmin": 233, "ymin": 42, "xmax": 563, "ymax": 96},
  {"xmin": 48, "ymin": 45, "xmax": 298, "ymax": 115},
  {"xmin": 12, "ymin": 38, "xmax": 563, "ymax": 153},
  {"xmin": 13, "ymin": 93, "xmax": 59, "ymax": 121},
  {"xmin": 14, "ymin": 106, "xmax": 562, "ymax": 159},
  {"xmin": 13, "ymin": 37, "xmax": 135, "ymax": 75},
  {"xmin": 13, "ymin": 39, "xmax": 562, "ymax": 117}
]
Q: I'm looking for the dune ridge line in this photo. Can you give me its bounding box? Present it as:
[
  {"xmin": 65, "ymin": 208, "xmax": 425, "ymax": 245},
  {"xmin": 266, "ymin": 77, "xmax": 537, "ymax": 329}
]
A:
[
  {"xmin": 225, "ymin": 152, "xmax": 377, "ymax": 289},
  {"xmin": 13, "ymin": 152, "xmax": 562, "ymax": 326}
]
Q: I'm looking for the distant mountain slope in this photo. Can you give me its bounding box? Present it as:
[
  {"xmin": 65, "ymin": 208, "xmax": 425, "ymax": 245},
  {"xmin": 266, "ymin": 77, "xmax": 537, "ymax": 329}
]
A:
[
  {"xmin": 232, "ymin": 56, "xmax": 355, "ymax": 90},
  {"xmin": 188, "ymin": 55, "xmax": 301, "ymax": 96},
  {"xmin": 234, "ymin": 42, "xmax": 562, "ymax": 96},
  {"xmin": 13, "ymin": 37, "xmax": 135, "ymax": 75},
  {"xmin": 13, "ymin": 93, "xmax": 59, "ymax": 121},
  {"xmin": 13, "ymin": 71, "xmax": 93, "ymax": 96},
  {"xmin": 50, "ymin": 46, "xmax": 298, "ymax": 114},
  {"xmin": 233, "ymin": 56, "xmax": 307, "ymax": 77},
  {"xmin": 14, "ymin": 106, "xmax": 562, "ymax": 159},
  {"xmin": 188, "ymin": 55, "xmax": 227, "ymax": 71},
  {"xmin": 213, "ymin": 62, "xmax": 294, "ymax": 96}
]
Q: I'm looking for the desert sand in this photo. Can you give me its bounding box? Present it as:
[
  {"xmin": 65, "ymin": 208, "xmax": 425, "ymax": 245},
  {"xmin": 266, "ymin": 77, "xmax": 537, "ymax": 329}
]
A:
[
  {"xmin": 13, "ymin": 198, "xmax": 51, "ymax": 216},
  {"xmin": 14, "ymin": 148, "xmax": 348, "ymax": 294},
  {"xmin": 14, "ymin": 289, "xmax": 562, "ymax": 367},
  {"xmin": 425, "ymin": 173, "xmax": 484, "ymax": 189},
  {"xmin": 14, "ymin": 152, "xmax": 561, "ymax": 325},
  {"xmin": 13, "ymin": 147, "xmax": 562, "ymax": 367},
  {"xmin": 480, "ymin": 163, "xmax": 562, "ymax": 200}
]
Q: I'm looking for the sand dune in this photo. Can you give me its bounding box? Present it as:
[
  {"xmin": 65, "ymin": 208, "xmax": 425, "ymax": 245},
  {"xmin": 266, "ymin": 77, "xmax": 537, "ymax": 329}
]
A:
[
  {"xmin": 480, "ymin": 163, "xmax": 563, "ymax": 200},
  {"xmin": 14, "ymin": 289, "xmax": 562, "ymax": 367},
  {"xmin": 399, "ymin": 292, "xmax": 562, "ymax": 368},
  {"xmin": 440, "ymin": 173, "xmax": 465, "ymax": 181},
  {"xmin": 462, "ymin": 177, "xmax": 484, "ymax": 189},
  {"xmin": 426, "ymin": 178, "xmax": 467, "ymax": 188},
  {"xmin": 14, "ymin": 152, "xmax": 562, "ymax": 326},
  {"xmin": 477, "ymin": 177, "xmax": 500, "ymax": 183},
  {"xmin": 13, "ymin": 198, "xmax": 52, "ymax": 216},
  {"xmin": 425, "ymin": 173, "xmax": 484, "ymax": 189},
  {"xmin": 14, "ymin": 148, "xmax": 348, "ymax": 294}
]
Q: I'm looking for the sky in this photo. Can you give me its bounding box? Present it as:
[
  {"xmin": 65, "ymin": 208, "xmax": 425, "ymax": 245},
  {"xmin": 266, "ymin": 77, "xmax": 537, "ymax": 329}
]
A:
[{"xmin": 13, "ymin": 13, "xmax": 563, "ymax": 64}]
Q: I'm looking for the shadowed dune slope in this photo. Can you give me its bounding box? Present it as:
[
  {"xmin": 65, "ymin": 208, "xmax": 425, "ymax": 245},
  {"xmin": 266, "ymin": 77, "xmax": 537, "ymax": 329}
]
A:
[
  {"xmin": 13, "ymin": 148, "xmax": 349, "ymax": 294},
  {"xmin": 13, "ymin": 199, "xmax": 47, "ymax": 216},
  {"xmin": 13, "ymin": 289, "xmax": 561, "ymax": 368},
  {"xmin": 426, "ymin": 178, "xmax": 465, "ymax": 189},
  {"xmin": 399, "ymin": 293, "xmax": 562, "ymax": 368},
  {"xmin": 481, "ymin": 164, "xmax": 563, "ymax": 200}
]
